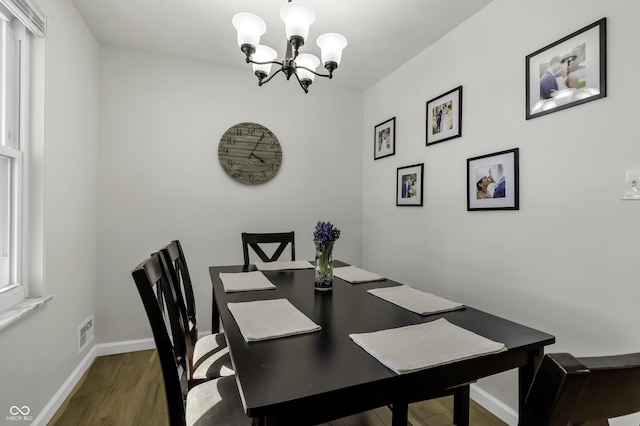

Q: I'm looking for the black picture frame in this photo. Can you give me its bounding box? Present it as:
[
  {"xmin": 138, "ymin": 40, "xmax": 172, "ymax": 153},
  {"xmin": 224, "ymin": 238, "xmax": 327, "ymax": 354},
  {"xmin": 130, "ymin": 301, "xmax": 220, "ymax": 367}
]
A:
[
  {"xmin": 526, "ymin": 18, "xmax": 606, "ymax": 120},
  {"xmin": 396, "ymin": 163, "xmax": 424, "ymax": 206},
  {"xmin": 374, "ymin": 117, "xmax": 395, "ymax": 160},
  {"xmin": 426, "ymin": 86, "xmax": 462, "ymax": 146},
  {"xmin": 467, "ymin": 148, "xmax": 519, "ymax": 211}
]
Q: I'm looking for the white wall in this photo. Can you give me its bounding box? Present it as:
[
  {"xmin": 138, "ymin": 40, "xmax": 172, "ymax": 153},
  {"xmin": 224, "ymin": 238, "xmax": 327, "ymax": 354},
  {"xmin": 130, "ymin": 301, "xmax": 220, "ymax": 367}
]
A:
[
  {"xmin": 0, "ymin": 0, "xmax": 99, "ymax": 420},
  {"xmin": 96, "ymin": 46, "xmax": 363, "ymax": 342},
  {"xmin": 363, "ymin": 0, "xmax": 640, "ymax": 422},
  {"xmin": 6, "ymin": 0, "xmax": 638, "ymax": 423}
]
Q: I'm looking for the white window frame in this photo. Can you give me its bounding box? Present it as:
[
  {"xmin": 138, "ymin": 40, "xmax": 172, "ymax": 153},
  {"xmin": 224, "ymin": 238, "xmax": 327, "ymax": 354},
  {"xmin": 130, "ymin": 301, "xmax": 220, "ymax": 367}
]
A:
[{"xmin": 0, "ymin": 8, "xmax": 28, "ymax": 311}]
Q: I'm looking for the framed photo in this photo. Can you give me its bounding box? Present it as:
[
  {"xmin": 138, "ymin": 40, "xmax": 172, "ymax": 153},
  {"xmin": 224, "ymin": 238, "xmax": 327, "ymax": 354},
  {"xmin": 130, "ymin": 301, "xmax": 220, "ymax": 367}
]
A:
[
  {"xmin": 426, "ymin": 86, "xmax": 462, "ymax": 146},
  {"xmin": 526, "ymin": 18, "xmax": 606, "ymax": 120},
  {"xmin": 396, "ymin": 163, "xmax": 424, "ymax": 206},
  {"xmin": 374, "ymin": 117, "xmax": 395, "ymax": 160},
  {"xmin": 467, "ymin": 148, "xmax": 519, "ymax": 211}
]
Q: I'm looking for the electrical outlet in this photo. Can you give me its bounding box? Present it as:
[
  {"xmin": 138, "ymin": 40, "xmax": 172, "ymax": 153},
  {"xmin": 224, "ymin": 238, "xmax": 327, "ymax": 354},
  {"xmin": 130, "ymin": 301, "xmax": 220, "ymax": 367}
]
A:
[{"xmin": 622, "ymin": 169, "xmax": 640, "ymax": 200}]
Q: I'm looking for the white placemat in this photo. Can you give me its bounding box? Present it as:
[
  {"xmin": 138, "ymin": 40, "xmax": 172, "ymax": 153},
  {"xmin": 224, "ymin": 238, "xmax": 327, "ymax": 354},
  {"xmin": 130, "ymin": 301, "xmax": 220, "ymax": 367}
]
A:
[
  {"xmin": 368, "ymin": 285, "xmax": 464, "ymax": 315},
  {"xmin": 334, "ymin": 265, "xmax": 386, "ymax": 283},
  {"xmin": 349, "ymin": 318, "xmax": 506, "ymax": 374},
  {"xmin": 228, "ymin": 299, "xmax": 321, "ymax": 342},
  {"xmin": 255, "ymin": 260, "xmax": 314, "ymax": 271},
  {"xmin": 219, "ymin": 271, "xmax": 276, "ymax": 293}
]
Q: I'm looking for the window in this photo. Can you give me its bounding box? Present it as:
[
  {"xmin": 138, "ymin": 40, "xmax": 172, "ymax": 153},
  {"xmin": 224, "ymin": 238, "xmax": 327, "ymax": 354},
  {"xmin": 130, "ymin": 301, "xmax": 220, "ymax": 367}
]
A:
[
  {"xmin": 0, "ymin": 0, "xmax": 45, "ymax": 313},
  {"xmin": 0, "ymin": 11, "xmax": 25, "ymax": 310}
]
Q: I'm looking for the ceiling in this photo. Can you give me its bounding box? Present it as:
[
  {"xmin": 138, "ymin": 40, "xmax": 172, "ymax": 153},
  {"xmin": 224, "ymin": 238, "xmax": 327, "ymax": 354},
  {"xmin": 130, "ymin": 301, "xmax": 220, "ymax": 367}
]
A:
[{"xmin": 71, "ymin": 0, "xmax": 493, "ymax": 91}]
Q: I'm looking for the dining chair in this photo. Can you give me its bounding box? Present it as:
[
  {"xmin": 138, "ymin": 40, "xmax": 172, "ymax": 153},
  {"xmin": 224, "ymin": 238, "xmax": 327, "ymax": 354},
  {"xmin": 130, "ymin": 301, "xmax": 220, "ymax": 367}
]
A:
[
  {"xmin": 241, "ymin": 231, "xmax": 295, "ymax": 267},
  {"xmin": 131, "ymin": 253, "xmax": 247, "ymax": 426},
  {"xmin": 520, "ymin": 352, "xmax": 640, "ymax": 426},
  {"xmin": 160, "ymin": 240, "xmax": 234, "ymax": 381}
]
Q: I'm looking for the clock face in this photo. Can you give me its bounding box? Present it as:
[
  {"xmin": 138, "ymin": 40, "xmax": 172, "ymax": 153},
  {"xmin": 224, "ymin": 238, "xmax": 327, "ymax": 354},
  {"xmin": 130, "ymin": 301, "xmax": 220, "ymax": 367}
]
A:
[{"xmin": 218, "ymin": 122, "xmax": 282, "ymax": 185}]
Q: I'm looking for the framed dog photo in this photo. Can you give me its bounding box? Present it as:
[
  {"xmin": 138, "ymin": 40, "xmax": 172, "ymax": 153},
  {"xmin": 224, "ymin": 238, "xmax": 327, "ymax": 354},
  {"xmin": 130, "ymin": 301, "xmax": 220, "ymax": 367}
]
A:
[
  {"xmin": 526, "ymin": 18, "xmax": 606, "ymax": 120},
  {"xmin": 467, "ymin": 148, "xmax": 519, "ymax": 211},
  {"xmin": 396, "ymin": 163, "xmax": 424, "ymax": 207},
  {"xmin": 374, "ymin": 117, "xmax": 395, "ymax": 160},
  {"xmin": 426, "ymin": 86, "xmax": 462, "ymax": 146}
]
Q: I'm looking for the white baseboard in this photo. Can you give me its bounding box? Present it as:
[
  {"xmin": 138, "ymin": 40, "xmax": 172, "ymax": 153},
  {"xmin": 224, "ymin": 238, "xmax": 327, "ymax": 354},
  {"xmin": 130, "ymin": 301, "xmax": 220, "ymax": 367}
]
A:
[
  {"xmin": 35, "ymin": 336, "xmax": 517, "ymax": 426},
  {"xmin": 33, "ymin": 338, "xmax": 155, "ymax": 426},
  {"xmin": 92, "ymin": 337, "xmax": 156, "ymax": 357},
  {"xmin": 470, "ymin": 383, "xmax": 518, "ymax": 426}
]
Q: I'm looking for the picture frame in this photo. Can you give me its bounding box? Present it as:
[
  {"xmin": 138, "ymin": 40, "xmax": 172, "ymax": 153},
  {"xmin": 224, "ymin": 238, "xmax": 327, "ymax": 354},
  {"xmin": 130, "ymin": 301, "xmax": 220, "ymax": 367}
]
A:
[
  {"xmin": 396, "ymin": 163, "xmax": 424, "ymax": 207},
  {"xmin": 426, "ymin": 86, "xmax": 462, "ymax": 146},
  {"xmin": 526, "ymin": 18, "xmax": 606, "ymax": 120},
  {"xmin": 374, "ymin": 117, "xmax": 395, "ymax": 160},
  {"xmin": 467, "ymin": 148, "xmax": 519, "ymax": 211}
]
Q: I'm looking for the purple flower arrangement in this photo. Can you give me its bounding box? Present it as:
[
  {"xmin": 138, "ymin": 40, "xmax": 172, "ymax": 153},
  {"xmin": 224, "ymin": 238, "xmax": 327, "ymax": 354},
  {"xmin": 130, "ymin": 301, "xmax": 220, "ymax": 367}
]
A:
[
  {"xmin": 313, "ymin": 221, "xmax": 340, "ymax": 291},
  {"xmin": 313, "ymin": 221, "xmax": 340, "ymax": 245}
]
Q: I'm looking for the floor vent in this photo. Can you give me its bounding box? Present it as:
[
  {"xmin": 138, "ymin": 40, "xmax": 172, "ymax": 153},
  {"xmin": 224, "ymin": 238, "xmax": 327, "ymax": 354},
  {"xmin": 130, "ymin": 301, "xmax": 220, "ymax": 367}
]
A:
[{"xmin": 78, "ymin": 314, "xmax": 94, "ymax": 353}]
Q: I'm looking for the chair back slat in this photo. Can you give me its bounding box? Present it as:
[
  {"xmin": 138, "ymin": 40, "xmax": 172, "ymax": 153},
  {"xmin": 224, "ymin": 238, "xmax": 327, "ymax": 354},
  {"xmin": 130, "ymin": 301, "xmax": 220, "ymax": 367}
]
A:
[
  {"xmin": 160, "ymin": 241, "xmax": 198, "ymax": 378},
  {"xmin": 132, "ymin": 253, "xmax": 188, "ymax": 426},
  {"xmin": 164, "ymin": 240, "xmax": 197, "ymax": 327},
  {"xmin": 242, "ymin": 231, "xmax": 295, "ymax": 267}
]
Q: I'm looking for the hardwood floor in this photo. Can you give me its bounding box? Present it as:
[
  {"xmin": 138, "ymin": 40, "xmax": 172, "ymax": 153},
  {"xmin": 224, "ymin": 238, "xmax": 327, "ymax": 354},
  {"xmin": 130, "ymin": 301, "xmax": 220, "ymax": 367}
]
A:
[
  {"xmin": 48, "ymin": 350, "xmax": 168, "ymax": 426},
  {"xmin": 48, "ymin": 350, "xmax": 508, "ymax": 426}
]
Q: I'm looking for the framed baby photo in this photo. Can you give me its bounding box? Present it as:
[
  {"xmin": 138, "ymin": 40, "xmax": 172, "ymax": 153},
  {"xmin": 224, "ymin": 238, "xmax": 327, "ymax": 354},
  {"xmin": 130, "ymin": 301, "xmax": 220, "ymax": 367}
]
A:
[
  {"xmin": 467, "ymin": 148, "xmax": 519, "ymax": 211},
  {"xmin": 426, "ymin": 86, "xmax": 462, "ymax": 146},
  {"xmin": 526, "ymin": 18, "xmax": 606, "ymax": 120},
  {"xmin": 396, "ymin": 163, "xmax": 424, "ymax": 206},
  {"xmin": 374, "ymin": 117, "xmax": 395, "ymax": 160}
]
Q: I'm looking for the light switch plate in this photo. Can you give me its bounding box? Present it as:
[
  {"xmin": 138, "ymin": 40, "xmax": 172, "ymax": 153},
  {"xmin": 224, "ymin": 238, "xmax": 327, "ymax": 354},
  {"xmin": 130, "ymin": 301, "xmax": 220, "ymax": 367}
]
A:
[{"xmin": 621, "ymin": 169, "xmax": 640, "ymax": 200}]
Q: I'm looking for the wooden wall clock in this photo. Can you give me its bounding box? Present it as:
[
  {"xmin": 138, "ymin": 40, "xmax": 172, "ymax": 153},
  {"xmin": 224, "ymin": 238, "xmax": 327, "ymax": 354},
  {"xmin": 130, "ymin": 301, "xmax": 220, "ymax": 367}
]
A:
[{"xmin": 218, "ymin": 122, "xmax": 282, "ymax": 185}]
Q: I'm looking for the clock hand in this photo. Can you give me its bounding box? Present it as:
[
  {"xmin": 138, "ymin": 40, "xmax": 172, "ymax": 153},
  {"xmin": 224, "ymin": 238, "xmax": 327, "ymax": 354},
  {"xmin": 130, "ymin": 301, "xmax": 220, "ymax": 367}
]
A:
[
  {"xmin": 248, "ymin": 132, "xmax": 265, "ymax": 158},
  {"xmin": 250, "ymin": 152, "xmax": 266, "ymax": 163}
]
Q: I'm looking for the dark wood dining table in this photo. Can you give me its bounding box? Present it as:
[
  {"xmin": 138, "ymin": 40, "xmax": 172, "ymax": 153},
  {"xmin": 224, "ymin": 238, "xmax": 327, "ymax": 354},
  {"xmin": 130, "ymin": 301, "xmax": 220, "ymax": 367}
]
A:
[{"xmin": 209, "ymin": 261, "xmax": 555, "ymax": 426}]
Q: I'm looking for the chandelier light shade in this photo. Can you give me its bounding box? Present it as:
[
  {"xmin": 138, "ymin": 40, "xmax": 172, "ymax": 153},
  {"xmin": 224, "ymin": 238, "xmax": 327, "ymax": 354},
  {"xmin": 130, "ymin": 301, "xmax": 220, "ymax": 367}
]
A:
[
  {"xmin": 279, "ymin": 1, "xmax": 315, "ymax": 48},
  {"xmin": 232, "ymin": 0, "xmax": 347, "ymax": 93},
  {"xmin": 251, "ymin": 45, "xmax": 278, "ymax": 77},
  {"xmin": 317, "ymin": 33, "xmax": 348, "ymax": 67},
  {"xmin": 295, "ymin": 53, "xmax": 320, "ymax": 84},
  {"xmin": 231, "ymin": 12, "xmax": 266, "ymax": 55}
]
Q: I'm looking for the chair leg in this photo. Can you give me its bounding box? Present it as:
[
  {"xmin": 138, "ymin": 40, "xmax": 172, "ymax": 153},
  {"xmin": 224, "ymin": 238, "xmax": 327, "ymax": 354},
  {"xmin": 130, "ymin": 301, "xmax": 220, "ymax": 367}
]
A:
[{"xmin": 212, "ymin": 292, "xmax": 220, "ymax": 333}]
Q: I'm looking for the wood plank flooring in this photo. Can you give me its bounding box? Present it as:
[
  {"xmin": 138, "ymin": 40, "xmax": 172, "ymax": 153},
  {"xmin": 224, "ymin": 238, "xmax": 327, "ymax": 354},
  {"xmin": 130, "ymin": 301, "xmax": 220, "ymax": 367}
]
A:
[{"xmin": 48, "ymin": 350, "xmax": 508, "ymax": 426}]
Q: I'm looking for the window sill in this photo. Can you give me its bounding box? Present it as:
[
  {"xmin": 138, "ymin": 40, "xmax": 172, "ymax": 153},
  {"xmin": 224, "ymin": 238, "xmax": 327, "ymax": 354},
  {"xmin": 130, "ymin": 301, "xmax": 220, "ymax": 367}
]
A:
[{"xmin": 0, "ymin": 295, "xmax": 54, "ymax": 333}]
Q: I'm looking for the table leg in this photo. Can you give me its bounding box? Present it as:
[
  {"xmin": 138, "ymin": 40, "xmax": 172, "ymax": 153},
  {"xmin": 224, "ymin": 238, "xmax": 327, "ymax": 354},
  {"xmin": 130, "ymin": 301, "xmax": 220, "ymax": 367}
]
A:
[
  {"xmin": 452, "ymin": 385, "xmax": 470, "ymax": 426},
  {"xmin": 391, "ymin": 402, "xmax": 409, "ymax": 426},
  {"xmin": 518, "ymin": 348, "xmax": 544, "ymax": 419}
]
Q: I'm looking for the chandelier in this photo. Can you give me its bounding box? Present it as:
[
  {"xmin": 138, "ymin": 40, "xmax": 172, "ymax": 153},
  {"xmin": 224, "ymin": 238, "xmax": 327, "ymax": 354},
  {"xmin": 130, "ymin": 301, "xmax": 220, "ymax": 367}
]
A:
[{"xmin": 232, "ymin": 1, "xmax": 347, "ymax": 93}]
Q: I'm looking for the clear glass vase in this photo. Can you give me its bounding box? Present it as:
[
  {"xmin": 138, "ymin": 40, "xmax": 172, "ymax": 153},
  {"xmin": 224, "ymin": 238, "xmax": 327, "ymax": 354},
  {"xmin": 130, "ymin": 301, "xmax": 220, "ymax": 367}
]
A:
[{"xmin": 314, "ymin": 241, "xmax": 334, "ymax": 291}]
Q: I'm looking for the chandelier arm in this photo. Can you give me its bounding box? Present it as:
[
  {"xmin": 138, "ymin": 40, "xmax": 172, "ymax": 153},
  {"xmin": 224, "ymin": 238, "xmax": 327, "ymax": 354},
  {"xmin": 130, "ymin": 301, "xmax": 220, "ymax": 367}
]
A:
[
  {"xmin": 292, "ymin": 71, "xmax": 309, "ymax": 94},
  {"xmin": 247, "ymin": 59, "xmax": 284, "ymax": 67},
  {"xmin": 296, "ymin": 65, "xmax": 333, "ymax": 79},
  {"xmin": 258, "ymin": 68, "xmax": 285, "ymax": 87}
]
